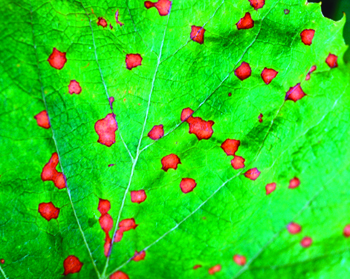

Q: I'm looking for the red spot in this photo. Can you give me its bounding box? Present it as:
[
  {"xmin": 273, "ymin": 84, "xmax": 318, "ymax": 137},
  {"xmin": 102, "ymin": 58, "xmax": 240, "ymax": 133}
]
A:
[
  {"xmin": 306, "ymin": 65, "xmax": 317, "ymax": 81},
  {"xmin": 126, "ymin": 54, "xmax": 142, "ymax": 70},
  {"xmin": 110, "ymin": 271, "xmax": 129, "ymax": 279},
  {"xmin": 68, "ymin": 80, "xmax": 82, "ymax": 94},
  {"xmin": 265, "ymin": 183, "xmax": 276, "ymax": 195},
  {"xmin": 144, "ymin": 0, "xmax": 171, "ymax": 16},
  {"xmin": 115, "ymin": 9, "xmax": 124, "ymax": 26},
  {"xmin": 289, "ymin": 177, "xmax": 300, "ymax": 189},
  {"xmin": 287, "ymin": 222, "xmax": 301, "ymax": 234},
  {"xmin": 108, "ymin": 164, "xmax": 115, "ymax": 167},
  {"xmin": 161, "ymin": 154, "xmax": 181, "ymax": 171},
  {"xmin": 94, "ymin": 113, "xmax": 118, "ymax": 147},
  {"xmin": 38, "ymin": 202, "xmax": 60, "ymax": 221},
  {"xmin": 148, "ymin": 124, "xmax": 164, "ymax": 140},
  {"xmin": 132, "ymin": 250, "xmax": 146, "ymax": 261},
  {"xmin": 41, "ymin": 152, "xmax": 66, "ymax": 189},
  {"xmin": 110, "ymin": 24, "xmax": 113, "ymax": 30},
  {"xmin": 109, "ymin": 96, "xmax": 115, "ymax": 106},
  {"xmin": 34, "ymin": 110, "xmax": 50, "ymax": 129},
  {"xmin": 343, "ymin": 225, "xmax": 350, "ymax": 237},
  {"xmin": 233, "ymin": 255, "xmax": 246, "ymax": 266},
  {"xmin": 301, "ymin": 237, "xmax": 312, "ymax": 248},
  {"xmin": 244, "ymin": 168, "xmax": 261, "ymax": 180},
  {"xmin": 187, "ymin": 117, "xmax": 214, "ymax": 140},
  {"xmin": 99, "ymin": 213, "xmax": 113, "ymax": 234},
  {"xmin": 180, "ymin": 178, "xmax": 197, "ymax": 193},
  {"xmin": 208, "ymin": 264, "xmax": 221, "ymax": 275},
  {"xmin": 131, "ymin": 190, "xmax": 147, "ymax": 204},
  {"xmin": 228, "ymin": 92, "xmax": 232, "ymax": 97},
  {"xmin": 63, "ymin": 255, "xmax": 83, "ymax": 276},
  {"xmin": 326, "ymin": 54, "xmax": 338, "ymax": 68},
  {"xmin": 114, "ymin": 229, "xmax": 124, "ymax": 242},
  {"xmin": 190, "ymin": 26, "xmax": 205, "ymax": 44},
  {"xmin": 97, "ymin": 17, "xmax": 107, "ymax": 27},
  {"xmin": 300, "ymin": 29, "xmax": 315, "ymax": 45},
  {"xmin": 258, "ymin": 113, "xmax": 263, "ymax": 123},
  {"xmin": 47, "ymin": 48, "xmax": 67, "ymax": 70},
  {"xmin": 248, "ymin": 0, "xmax": 265, "ymax": 10},
  {"xmin": 114, "ymin": 218, "xmax": 138, "ymax": 242},
  {"xmin": 193, "ymin": 265, "xmax": 202, "ymax": 269},
  {"xmin": 181, "ymin": 108, "xmax": 194, "ymax": 122},
  {"xmin": 261, "ymin": 68, "xmax": 278, "ymax": 85},
  {"xmin": 285, "ymin": 83, "xmax": 306, "ymax": 102},
  {"xmin": 0, "ymin": 259, "xmax": 4, "ymax": 264},
  {"xmin": 221, "ymin": 139, "xmax": 240, "ymax": 156},
  {"xmin": 231, "ymin": 156, "xmax": 245, "ymax": 170},
  {"xmin": 104, "ymin": 235, "xmax": 112, "ymax": 257},
  {"xmin": 235, "ymin": 62, "xmax": 252, "ymax": 81},
  {"xmin": 236, "ymin": 13, "xmax": 254, "ymax": 30}
]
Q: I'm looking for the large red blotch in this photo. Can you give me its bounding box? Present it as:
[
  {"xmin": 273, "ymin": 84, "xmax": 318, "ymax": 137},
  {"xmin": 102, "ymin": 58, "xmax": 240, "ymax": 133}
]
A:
[
  {"xmin": 161, "ymin": 154, "xmax": 181, "ymax": 171},
  {"xmin": 180, "ymin": 178, "xmax": 197, "ymax": 193},
  {"xmin": 95, "ymin": 113, "xmax": 118, "ymax": 147},
  {"xmin": 289, "ymin": 177, "xmax": 300, "ymax": 189},
  {"xmin": 98, "ymin": 199, "xmax": 111, "ymax": 215},
  {"xmin": 38, "ymin": 202, "xmax": 60, "ymax": 221},
  {"xmin": 126, "ymin": 54, "xmax": 142, "ymax": 70},
  {"xmin": 190, "ymin": 26, "xmax": 205, "ymax": 44},
  {"xmin": 110, "ymin": 271, "xmax": 129, "ymax": 279},
  {"xmin": 131, "ymin": 190, "xmax": 147, "ymax": 204},
  {"xmin": 63, "ymin": 255, "xmax": 83, "ymax": 276},
  {"xmin": 34, "ymin": 110, "xmax": 51, "ymax": 129},
  {"xmin": 221, "ymin": 139, "xmax": 240, "ymax": 156},
  {"xmin": 68, "ymin": 80, "xmax": 82, "ymax": 94},
  {"xmin": 326, "ymin": 54, "xmax": 338, "ymax": 68},
  {"xmin": 244, "ymin": 168, "xmax": 261, "ymax": 180},
  {"xmin": 97, "ymin": 17, "xmax": 107, "ymax": 27},
  {"xmin": 208, "ymin": 264, "xmax": 221, "ymax": 275},
  {"xmin": 301, "ymin": 236, "xmax": 312, "ymax": 248},
  {"xmin": 181, "ymin": 108, "xmax": 194, "ymax": 122},
  {"xmin": 148, "ymin": 124, "xmax": 164, "ymax": 140},
  {"xmin": 99, "ymin": 213, "xmax": 113, "ymax": 234},
  {"xmin": 235, "ymin": 62, "xmax": 252, "ymax": 81},
  {"xmin": 104, "ymin": 235, "xmax": 112, "ymax": 257},
  {"xmin": 265, "ymin": 183, "xmax": 276, "ymax": 195},
  {"xmin": 41, "ymin": 152, "xmax": 66, "ymax": 189},
  {"xmin": 187, "ymin": 116, "xmax": 214, "ymax": 140},
  {"xmin": 236, "ymin": 13, "xmax": 254, "ymax": 30},
  {"xmin": 48, "ymin": 48, "xmax": 67, "ymax": 70},
  {"xmin": 287, "ymin": 222, "xmax": 301, "ymax": 234},
  {"xmin": 233, "ymin": 254, "xmax": 246, "ymax": 265},
  {"xmin": 261, "ymin": 68, "xmax": 278, "ymax": 85},
  {"xmin": 344, "ymin": 225, "xmax": 350, "ymax": 237},
  {"xmin": 249, "ymin": 0, "xmax": 265, "ymax": 10},
  {"xmin": 132, "ymin": 250, "xmax": 146, "ymax": 261},
  {"xmin": 300, "ymin": 29, "xmax": 315, "ymax": 45},
  {"xmin": 285, "ymin": 83, "xmax": 305, "ymax": 102},
  {"xmin": 144, "ymin": 0, "xmax": 171, "ymax": 16},
  {"xmin": 114, "ymin": 218, "xmax": 138, "ymax": 242},
  {"xmin": 231, "ymin": 156, "xmax": 245, "ymax": 170},
  {"xmin": 306, "ymin": 65, "xmax": 317, "ymax": 81}
]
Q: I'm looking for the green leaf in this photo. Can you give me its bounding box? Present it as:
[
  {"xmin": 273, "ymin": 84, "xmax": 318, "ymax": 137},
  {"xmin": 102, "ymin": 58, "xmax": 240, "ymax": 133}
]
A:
[{"xmin": 1, "ymin": 0, "xmax": 350, "ymax": 278}]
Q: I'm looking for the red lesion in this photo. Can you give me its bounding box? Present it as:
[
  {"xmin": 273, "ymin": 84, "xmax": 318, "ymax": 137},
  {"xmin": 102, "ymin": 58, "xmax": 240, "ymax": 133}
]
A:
[
  {"xmin": 125, "ymin": 54, "xmax": 142, "ymax": 70},
  {"xmin": 244, "ymin": 168, "xmax": 261, "ymax": 180},
  {"xmin": 97, "ymin": 199, "xmax": 113, "ymax": 257},
  {"xmin": 265, "ymin": 183, "xmax": 276, "ymax": 195},
  {"xmin": 110, "ymin": 271, "xmax": 129, "ymax": 279},
  {"xmin": 187, "ymin": 116, "xmax": 214, "ymax": 140},
  {"xmin": 343, "ymin": 225, "xmax": 350, "ymax": 237},
  {"xmin": 326, "ymin": 53, "xmax": 338, "ymax": 68},
  {"xmin": 47, "ymin": 48, "xmax": 67, "ymax": 70},
  {"xmin": 208, "ymin": 264, "xmax": 221, "ymax": 275},
  {"xmin": 99, "ymin": 213, "xmax": 113, "ymax": 235},
  {"xmin": 115, "ymin": 9, "xmax": 124, "ymax": 26},
  {"xmin": 114, "ymin": 218, "xmax": 138, "ymax": 242},
  {"xmin": 180, "ymin": 108, "xmax": 194, "ymax": 122},
  {"xmin": 235, "ymin": 62, "xmax": 252, "ymax": 81},
  {"xmin": 94, "ymin": 113, "xmax": 118, "ymax": 147},
  {"xmin": 289, "ymin": 177, "xmax": 300, "ymax": 189},
  {"xmin": 131, "ymin": 190, "xmax": 147, "ymax": 204},
  {"xmin": 38, "ymin": 202, "xmax": 60, "ymax": 221},
  {"xmin": 97, "ymin": 17, "xmax": 108, "ymax": 27},
  {"xmin": 132, "ymin": 250, "xmax": 146, "ymax": 261},
  {"xmin": 161, "ymin": 154, "xmax": 181, "ymax": 171},
  {"xmin": 193, "ymin": 265, "xmax": 202, "ymax": 269},
  {"xmin": 63, "ymin": 255, "xmax": 83, "ymax": 275},
  {"xmin": 221, "ymin": 139, "xmax": 240, "ymax": 156},
  {"xmin": 287, "ymin": 222, "xmax": 301, "ymax": 234},
  {"xmin": 68, "ymin": 80, "xmax": 82, "ymax": 94},
  {"xmin": 180, "ymin": 178, "xmax": 197, "ymax": 193},
  {"xmin": 148, "ymin": 124, "xmax": 164, "ymax": 140},
  {"xmin": 300, "ymin": 29, "xmax": 315, "ymax": 46},
  {"xmin": 300, "ymin": 236, "xmax": 312, "ymax": 248},
  {"xmin": 258, "ymin": 113, "xmax": 263, "ymax": 123},
  {"xmin": 249, "ymin": 0, "xmax": 265, "ymax": 10},
  {"xmin": 233, "ymin": 255, "xmax": 246, "ymax": 266},
  {"xmin": 236, "ymin": 13, "xmax": 254, "ymax": 30},
  {"xmin": 261, "ymin": 68, "xmax": 278, "ymax": 85},
  {"xmin": 41, "ymin": 152, "xmax": 66, "ymax": 189},
  {"xmin": 0, "ymin": 259, "xmax": 4, "ymax": 264},
  {"xmin": 144, "ymin": 0, "xmax": 172, "ymax": 16},
  {"xmin": 306, "ymin": 65, "xmax": 317, "ymax": 81},
  {"xmin": 285, "ymin": 83, "xmax": 306, "ymax": 102},
  {"xmin": 190, "ymin": 26, "xmax": 205, "ymax": 44},
  {"xmin": 231, "ymin": 156, "xmax": 245, "ymax": 170},
  {"xmin": 34, "ymin": 110, "xmax": 51, "ymax": 129}
]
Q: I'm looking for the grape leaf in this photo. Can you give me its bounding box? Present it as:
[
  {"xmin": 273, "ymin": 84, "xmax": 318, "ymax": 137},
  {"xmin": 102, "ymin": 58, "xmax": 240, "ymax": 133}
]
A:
[{"xmin": 1, "ymin": 0, "xmax": 350, "ymax": 278}]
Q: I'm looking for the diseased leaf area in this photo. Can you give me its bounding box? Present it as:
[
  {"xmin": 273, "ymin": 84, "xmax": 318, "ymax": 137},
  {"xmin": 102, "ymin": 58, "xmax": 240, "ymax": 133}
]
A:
[{"xmin": 1, "ymin": 0, "xmax": 350, "ymax": 278}]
